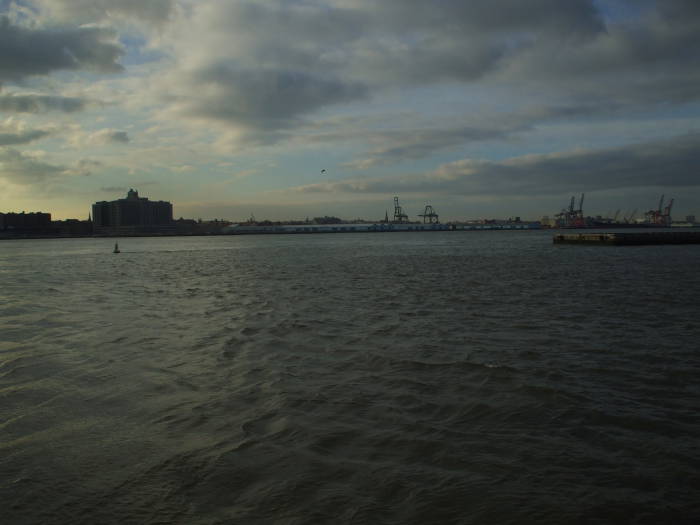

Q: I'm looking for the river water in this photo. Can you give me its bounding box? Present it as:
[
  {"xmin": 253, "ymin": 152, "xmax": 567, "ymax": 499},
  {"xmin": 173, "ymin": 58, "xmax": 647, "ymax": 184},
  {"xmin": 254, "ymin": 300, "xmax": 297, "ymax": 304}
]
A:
[{"xmin": 1, "ymin": 231, "xmax": 699, "ymax": 524}]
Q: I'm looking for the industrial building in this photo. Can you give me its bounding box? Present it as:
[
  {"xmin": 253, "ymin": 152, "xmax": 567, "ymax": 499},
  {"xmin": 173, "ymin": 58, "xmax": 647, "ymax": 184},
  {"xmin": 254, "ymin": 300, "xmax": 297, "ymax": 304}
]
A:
[{"xmin": 92, "ymin": 189, "xmax": 174, "ymax": 234}]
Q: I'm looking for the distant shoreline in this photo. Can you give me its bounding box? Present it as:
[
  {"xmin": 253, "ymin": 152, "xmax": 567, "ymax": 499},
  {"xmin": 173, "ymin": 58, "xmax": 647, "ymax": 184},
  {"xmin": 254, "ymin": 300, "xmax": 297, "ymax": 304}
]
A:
[
  {"xmin": 0, "ymin": 232, "xmax": 227, "ymax": 241},
  {"xmin": 3, "ymin": 224, "xmax": 697, "ymax": 241}
]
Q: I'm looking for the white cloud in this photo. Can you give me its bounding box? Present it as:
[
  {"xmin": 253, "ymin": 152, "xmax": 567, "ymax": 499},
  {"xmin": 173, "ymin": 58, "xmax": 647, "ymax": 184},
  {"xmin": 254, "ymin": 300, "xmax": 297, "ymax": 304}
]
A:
[{"xmin": 0, "ymin": 118, "xmax": 54, "ymax": 145}]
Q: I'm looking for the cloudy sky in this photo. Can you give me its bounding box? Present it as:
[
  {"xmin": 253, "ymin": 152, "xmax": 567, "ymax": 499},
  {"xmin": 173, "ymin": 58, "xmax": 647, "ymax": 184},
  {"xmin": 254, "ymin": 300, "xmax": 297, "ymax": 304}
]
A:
[{"xmin": 1, "ymin": 0, "xmax": 698, "ymax": 221}]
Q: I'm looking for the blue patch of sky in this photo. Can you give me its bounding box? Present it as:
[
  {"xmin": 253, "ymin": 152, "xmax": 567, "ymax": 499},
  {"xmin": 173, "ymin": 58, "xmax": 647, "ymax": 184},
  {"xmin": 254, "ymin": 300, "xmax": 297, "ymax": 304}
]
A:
[
  {"xmin": 1, "ymin": 0, "xmax": 37, "ymax": 22},
  {"xmin": 0, "ymin": 0, "xmax": 20, "ymax": 12},
  {"xmin": 119, "ymin": 34, "xmax": 168, "ymax": 67},
  {"xmin": 593, "ymin": 0, "xmax": 656, "ymax": 24}
]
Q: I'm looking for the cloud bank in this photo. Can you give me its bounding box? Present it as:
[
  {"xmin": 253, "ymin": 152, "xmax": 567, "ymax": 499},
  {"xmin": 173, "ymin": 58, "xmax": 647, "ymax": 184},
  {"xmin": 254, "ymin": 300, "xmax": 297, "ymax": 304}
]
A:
[
  {"xmin": 297, "ymin": 132, "xmax": 700, "ymax": 197},
  {"xmin": 1, "ymin": 1, "xmax": 699, "ymax": 218},
  {"xmin": 0, "ymin": 15, "xmax": 124, "ymax": 84},
  {"xmin": 0, "ymin": 93, "xmax": 87, "ymax": 113},
  {"xmin": 31, "ymin": 0, "xmax": 175, "ymax": 26},
  {"xmin": 0, "ymin": 118, "xmax": 53, "ymax": 145}
]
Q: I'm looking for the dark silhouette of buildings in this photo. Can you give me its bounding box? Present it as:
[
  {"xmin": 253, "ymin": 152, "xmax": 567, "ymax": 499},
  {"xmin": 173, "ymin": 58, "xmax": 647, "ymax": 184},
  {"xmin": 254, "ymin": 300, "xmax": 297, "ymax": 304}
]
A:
[
  {"xmin": 92, "ymin": 189, "xmax": 174, "ymax": 234},
  {"xmin": 52, "ymin": 218, "xmax": 93, "ymax": 236},
  {"xmin": 0, "ymin": 211, "xmax": 53, "ymax": 233}
]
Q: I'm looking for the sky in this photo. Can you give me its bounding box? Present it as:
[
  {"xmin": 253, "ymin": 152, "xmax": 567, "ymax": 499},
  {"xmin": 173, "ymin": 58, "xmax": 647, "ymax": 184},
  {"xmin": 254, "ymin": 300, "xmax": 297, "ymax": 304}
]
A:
[{"xmin": 0, "ymin": 0, "xmax": 699, "ymax": 222}]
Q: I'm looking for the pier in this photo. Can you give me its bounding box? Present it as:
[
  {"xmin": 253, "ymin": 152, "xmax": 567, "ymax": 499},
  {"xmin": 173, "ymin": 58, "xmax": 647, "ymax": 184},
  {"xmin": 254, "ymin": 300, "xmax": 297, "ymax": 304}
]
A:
[{"xmin": 553, "ymin": 231, "xmax": 700, "ymax": 245}]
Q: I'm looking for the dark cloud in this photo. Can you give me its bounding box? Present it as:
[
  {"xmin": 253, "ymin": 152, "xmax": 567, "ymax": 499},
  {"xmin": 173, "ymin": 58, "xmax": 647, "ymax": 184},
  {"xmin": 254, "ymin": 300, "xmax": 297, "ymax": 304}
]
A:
[
  {"xmin": 198, "ymin": 0, "xmax": 605, "ymax": 87},
  {"xmin": 0, "ymin": 147, "xmax": 65, "ymax": 184},
  {"xmin": 172, "ymin": 64, "xmax": 367, "ymax": 143},
  {"xmin": 106, "ymin": 131, "xmax": 129, "ymax": 143},
  {"xmin": 358, "ymin": 0, "xmax": 604, "ymax": 37},
  {"xmin": 33, "ymin": 0, "xmax": 175, "ymax": 26},
  {"xmin": 450, "ymin": 133, "xmax": 700, "ymax": 195},
  {"xmin": 89, "ymin": 129, "xmax": 129, "ymax": 144},
  {"xmin": 343, "ymin": 0, "xmax": 605, "ymax": 84},
  {"xmin": 0, "ymin": 127, "xmax": 51, "ymax": 145},
  {"xmin": 656, "ymin": 0, "xmax": 700, "ymax": 22},
  {"xmin": 0, "ymin": 147, "xmax": 100, "ymax": 184},
  {"xmin": 0, "ymin": 16, "xmax": 124, "ymax": 84},
  {"xmin": 74, "ymin": 158, "xmax": 101, "ymax": 176},
  {"xmin": 343, "ymin": 124, "xmax": 524, "ymax": 169},
  {"xmin": 350, "ymin": 0, "xmax": 700, "ymax": 106},
  {"xmin": 0, "ymin": 93, "xmax": 87, "ymax": 113},
  {"xmin": 166, "ymin": 0, "xmax": 700, "ymax": 146},
  {"xmin": 496, "ymin": 0, "xmax": 700, "ymax": 105},
  {"xmin": 298, "ymin": 132, "xmax": 700, "ymax": 197},
  {"xmin": 334, "ymin": 104, "xmax": 615, "ymax": 169}
]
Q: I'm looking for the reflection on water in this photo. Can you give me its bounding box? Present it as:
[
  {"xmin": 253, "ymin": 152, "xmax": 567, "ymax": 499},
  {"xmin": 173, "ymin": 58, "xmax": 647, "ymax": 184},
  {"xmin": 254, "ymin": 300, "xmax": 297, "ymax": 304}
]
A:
[{"xmin": 1, "ymin": 232, "xmax": 699, "ymax": 524}]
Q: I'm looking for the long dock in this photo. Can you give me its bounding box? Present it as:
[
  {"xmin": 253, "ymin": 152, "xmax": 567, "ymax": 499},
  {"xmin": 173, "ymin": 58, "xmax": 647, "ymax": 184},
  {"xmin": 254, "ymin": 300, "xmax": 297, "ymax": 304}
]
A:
[{"xmin": 553, "ymin": 231, "xmax": 700, "ymax": 245}]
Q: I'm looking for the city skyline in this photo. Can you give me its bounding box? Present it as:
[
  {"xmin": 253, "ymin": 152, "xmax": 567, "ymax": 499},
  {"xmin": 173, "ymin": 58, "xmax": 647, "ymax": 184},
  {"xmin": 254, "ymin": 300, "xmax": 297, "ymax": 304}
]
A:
[
  {"xmin": 1, "ymin": 0, "xmax": 699, "ymax": 221},
  {"xmin": 0, "ymin": 187, "xmax": 693, "ymax": 226}
]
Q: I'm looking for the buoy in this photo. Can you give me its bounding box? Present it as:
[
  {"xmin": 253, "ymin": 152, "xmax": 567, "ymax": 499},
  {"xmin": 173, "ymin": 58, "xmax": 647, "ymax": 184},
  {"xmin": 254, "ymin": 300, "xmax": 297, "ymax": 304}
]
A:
[{"xmin": 113, "ymin": 243, "xmax": 120, "ymax": 253}]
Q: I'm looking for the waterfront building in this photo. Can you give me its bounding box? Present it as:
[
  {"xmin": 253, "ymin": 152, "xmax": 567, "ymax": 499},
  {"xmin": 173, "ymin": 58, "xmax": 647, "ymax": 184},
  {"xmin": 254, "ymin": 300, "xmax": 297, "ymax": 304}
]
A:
[
  {"xmin": 0, "ymin": 211, "xmax": 53, "ymax": 233},
  {"xmin": 52, "ymin": 218, "xmax": 93, "ymax": 236},
  {"xmin": 92, "ymin": 189, "xmax": 174, "ymax": 234}
]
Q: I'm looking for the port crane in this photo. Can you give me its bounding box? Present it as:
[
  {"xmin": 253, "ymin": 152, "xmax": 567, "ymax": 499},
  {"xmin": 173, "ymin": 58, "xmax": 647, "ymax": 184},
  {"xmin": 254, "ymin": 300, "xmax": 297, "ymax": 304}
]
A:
[
  {"xmin": 393, "ymin": 196, "xmax": 409, "ymax": 223},
  {"xmin": 555, "ymin": 193, "xmax": 585, "ymax": 228},
  {"xmin": 644, "ymin": 195, "xmax": 674, "ymax": 226},
  {"xmin": 662, "ymin": 198, "xmax": 674, "ymax": 226},
  {"xmin": 418, "ymin": 205, "xmax": 439, "ymax": 224}
]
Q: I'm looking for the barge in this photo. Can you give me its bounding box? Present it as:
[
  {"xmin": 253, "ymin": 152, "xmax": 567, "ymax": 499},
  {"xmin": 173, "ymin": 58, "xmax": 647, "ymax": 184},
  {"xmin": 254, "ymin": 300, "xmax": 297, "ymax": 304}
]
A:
[{"xmin": 553, "ymin": 231, "xmax": 700, "ymax": 245}]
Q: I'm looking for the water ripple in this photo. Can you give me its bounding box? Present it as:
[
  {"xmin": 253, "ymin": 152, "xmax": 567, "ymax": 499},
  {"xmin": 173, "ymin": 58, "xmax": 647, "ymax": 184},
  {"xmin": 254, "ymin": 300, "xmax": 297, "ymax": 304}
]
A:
[{"xmin": 1, "ymin": 233, "xmax": 699, "ymax": 524}]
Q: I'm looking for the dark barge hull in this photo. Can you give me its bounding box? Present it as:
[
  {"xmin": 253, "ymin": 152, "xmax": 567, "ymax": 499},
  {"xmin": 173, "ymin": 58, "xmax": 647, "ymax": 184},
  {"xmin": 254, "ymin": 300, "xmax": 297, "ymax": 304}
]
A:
[{"xmin": 553, "ymin": 231, "xmax": 700, "ymax": 245}]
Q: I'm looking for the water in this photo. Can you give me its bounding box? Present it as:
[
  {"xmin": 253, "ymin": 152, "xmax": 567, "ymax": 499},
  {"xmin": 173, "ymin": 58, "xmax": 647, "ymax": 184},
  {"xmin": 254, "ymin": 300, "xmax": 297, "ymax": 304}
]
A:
[{"xmin": 1, "ymin": 232, "xmax": 699, "ymax": 524}]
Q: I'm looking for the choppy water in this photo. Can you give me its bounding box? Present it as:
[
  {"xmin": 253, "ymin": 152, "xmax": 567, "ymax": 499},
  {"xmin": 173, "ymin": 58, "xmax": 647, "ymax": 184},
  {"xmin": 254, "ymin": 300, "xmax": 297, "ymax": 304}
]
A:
[{"xmin": 1, "ymin": 232, "xmax": 699, "ymax": 524}]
